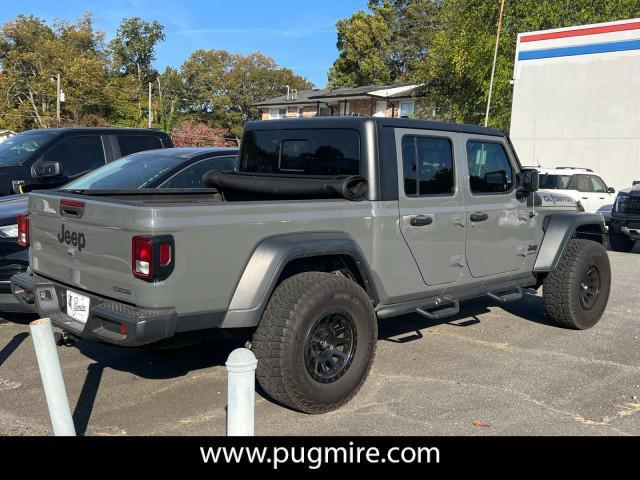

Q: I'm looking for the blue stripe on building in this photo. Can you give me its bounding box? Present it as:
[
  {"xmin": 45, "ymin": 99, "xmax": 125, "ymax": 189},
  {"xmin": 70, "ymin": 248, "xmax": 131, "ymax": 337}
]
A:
[{"xmin": 519, "ymin": 39, "xmax": 640, "ymax": 60}]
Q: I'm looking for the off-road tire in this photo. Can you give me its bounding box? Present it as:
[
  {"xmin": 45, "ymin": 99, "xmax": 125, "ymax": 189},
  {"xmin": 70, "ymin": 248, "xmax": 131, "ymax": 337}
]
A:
[
  {"xmin": 543, "ymin": 239, "xmax": 611, "ymax": 330},
  {"xmin": 609, "ymin": 231, "xmax": 636, "ymax": 253},
  {"xmin": 252, "ymin": 272, "xmax": 377, "ymax": 414}
]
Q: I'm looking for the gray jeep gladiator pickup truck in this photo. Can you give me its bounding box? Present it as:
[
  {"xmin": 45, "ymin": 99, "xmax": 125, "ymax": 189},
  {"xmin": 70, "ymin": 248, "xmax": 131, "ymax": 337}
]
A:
[{"xmin": 11, "ymin": 117, "xmax": 610, "ymax": 413}]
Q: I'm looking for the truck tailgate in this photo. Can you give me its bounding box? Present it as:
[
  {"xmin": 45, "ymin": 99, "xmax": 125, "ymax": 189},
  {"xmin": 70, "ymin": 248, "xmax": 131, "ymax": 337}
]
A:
[{"xmin": 28, "ymin": 192, "xmax": 136, "ymax": 303}]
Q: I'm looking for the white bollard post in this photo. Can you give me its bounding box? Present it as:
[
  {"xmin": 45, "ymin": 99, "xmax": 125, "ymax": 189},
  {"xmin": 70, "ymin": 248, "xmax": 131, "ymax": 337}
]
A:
[
  {"xmin": 225, "ymin": 348, "xmax": 258, "ymax": 436},
  {"xmin": 29, "ymin": 318, "xmax": 76, "ymax": 436}
]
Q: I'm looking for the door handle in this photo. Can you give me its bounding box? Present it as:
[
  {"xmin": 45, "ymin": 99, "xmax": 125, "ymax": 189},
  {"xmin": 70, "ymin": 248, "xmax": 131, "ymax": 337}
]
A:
[
  {"xmin": 409, "ymin": 215, "xmax": 433, "ymax": 227},
  {"xmin": 469, "ymin": 212, "xmax": 489, "ymax": 222}
]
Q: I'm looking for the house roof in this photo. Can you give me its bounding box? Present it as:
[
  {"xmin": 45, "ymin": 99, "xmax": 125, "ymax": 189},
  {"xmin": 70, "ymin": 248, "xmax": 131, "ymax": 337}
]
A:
[{"xmin": 252, "ymin": 83, "xmax": 424, "ymax": 107}]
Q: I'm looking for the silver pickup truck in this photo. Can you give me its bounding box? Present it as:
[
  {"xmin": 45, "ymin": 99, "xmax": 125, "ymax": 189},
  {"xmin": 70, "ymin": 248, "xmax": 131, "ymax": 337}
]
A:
[{"xmin": 11, "ymin": 117, "xmax": 610, "ymax": 413}]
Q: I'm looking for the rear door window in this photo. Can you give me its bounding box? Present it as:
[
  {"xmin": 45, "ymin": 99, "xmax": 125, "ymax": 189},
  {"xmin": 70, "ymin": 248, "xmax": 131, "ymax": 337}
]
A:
[
  {"xmin": 118, "ymin": 135, "xmax": 163, "ymax": 157},
  {"xmin": 240, "ymin": 129, "xmax": 360, "ymax": 176},
  {"xmin": 40, "ymin": 135, "xmax": 105, "ymax": 177},
  {"xmin": 567, "ymin": 175, "xmax": 593, "ymax": 192},
  {"xmin": 402, "ymin": 135, "xmax": 455, "ymax": 196}
]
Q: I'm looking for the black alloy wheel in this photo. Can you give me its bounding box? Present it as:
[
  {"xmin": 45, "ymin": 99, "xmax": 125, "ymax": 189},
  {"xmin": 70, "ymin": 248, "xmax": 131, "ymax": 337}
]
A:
[
  {"xmin": 305, "ymin": 312, "xmax": 357, "ymax": 383},
  {"xmin": 579, "ymin": 265, "xmax": 601, "ymax": 310}
]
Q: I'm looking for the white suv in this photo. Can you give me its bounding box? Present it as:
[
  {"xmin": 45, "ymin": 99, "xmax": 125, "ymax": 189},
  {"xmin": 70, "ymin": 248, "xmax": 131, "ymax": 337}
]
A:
[{"xmin": 533, "ymin": 167, "xmax": 616, "ymax": 216}]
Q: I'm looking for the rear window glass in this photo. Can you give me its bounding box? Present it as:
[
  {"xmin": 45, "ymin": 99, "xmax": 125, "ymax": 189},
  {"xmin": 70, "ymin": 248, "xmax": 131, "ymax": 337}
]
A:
[
  {"xmin": 118, "ymin": 135, "xmax": 163, "ymax": 156},
  {"xmin": 240, "ymin": 129, "xmax": 360, "ymax": 175},
  {"xmin": 62, "ymin": 152, "xmax": 184, "ymax": 190}
]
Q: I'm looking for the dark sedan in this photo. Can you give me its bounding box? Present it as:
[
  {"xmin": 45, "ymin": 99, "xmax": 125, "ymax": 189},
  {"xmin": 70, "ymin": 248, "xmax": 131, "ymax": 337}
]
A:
[{"xmin": 0, "ymin": 147, "xmax": 238, "ymax": 311}]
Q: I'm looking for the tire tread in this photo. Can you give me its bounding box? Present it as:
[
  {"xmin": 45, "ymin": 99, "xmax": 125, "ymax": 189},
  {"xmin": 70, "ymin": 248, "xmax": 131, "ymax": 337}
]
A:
[
  {"xmin": 252, "ymin": 272, "xmax": 376, "ymax": 414},
  {"xmin": 543, "ymin": 239, "xmax": 610, "ymax": 329}
]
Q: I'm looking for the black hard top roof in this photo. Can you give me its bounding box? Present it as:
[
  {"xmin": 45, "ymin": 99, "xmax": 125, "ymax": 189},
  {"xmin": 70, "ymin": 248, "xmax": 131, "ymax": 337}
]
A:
[{"xmin": 244, "ymin": 116, "xmax": 504, "ymax": 137}]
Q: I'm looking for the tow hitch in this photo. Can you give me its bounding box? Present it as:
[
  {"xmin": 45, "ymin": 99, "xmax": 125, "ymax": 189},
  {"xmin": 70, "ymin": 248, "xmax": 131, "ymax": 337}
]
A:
[{"xmin": 53, "ymin": 331, "xmax": 79, "ymax": 347}]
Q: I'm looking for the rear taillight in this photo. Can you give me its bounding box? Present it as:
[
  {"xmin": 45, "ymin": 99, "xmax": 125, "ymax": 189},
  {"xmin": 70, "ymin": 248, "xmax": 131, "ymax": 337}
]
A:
[
  {"xmin": 159, "ymin": 243, "xmax": 172, "ymax": 267},
  {"xmin": 17, "ymin": 213, "xmax": 29, "ymax": 247},
  {"xmin": 132, "ymin": 235, "xmax": 175, "ymax": 281},
  {"xmin": 133, "ymin": 236, "xmax": 152, "ymax": 279}
]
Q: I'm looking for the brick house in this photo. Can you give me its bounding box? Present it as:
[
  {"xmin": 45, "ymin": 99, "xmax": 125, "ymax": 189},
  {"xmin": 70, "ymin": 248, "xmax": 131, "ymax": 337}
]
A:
[{"xmin": 253, "ymin": 83, "xmax": 432, "ymax": 120}]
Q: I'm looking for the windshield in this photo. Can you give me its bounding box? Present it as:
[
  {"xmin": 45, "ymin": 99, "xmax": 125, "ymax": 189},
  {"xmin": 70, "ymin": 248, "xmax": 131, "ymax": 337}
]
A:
[
  {"xmin": 0, "ymin": 132, "xmax": 55, "ymax": 166},
  {"xmin": 539, "ymin": 174, "xmax": 572, "ymax": 189},
  {"xmin": 62, "ymin": 152, "xmax": 185, "ymax": 190}
]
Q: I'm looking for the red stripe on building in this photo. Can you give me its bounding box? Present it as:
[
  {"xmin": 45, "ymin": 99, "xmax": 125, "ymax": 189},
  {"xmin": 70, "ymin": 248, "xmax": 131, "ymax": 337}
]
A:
[{"xmin": 521, "ymin": 21, "xmax": 640, "ymax": 43}]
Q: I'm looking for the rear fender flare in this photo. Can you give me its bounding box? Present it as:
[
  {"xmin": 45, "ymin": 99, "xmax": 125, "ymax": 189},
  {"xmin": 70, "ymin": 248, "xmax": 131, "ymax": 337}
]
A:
[{"xmin": 221, "ymin": 232, "xmax": 376, "ymax": 328}]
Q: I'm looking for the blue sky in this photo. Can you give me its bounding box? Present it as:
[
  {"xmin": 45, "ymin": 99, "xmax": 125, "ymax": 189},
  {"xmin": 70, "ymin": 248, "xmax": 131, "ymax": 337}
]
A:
[{"xmin": 0, "ymin": 0, "xmax": 369, "ymax": 87}]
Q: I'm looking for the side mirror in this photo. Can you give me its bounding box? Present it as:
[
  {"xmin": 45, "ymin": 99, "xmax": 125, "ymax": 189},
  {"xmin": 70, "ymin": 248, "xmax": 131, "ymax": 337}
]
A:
[
  {"xmin": 633, "ymin": 180, "xmax": 640, "ymax": 186},
  {"xmin": 32, "ymin": 160, "xmax": 62, "ymax": 179},
  {"xmin": 607, "ymin": 187, "xmax": 615, "ymax": 194},
  {"xmin": 519, "ymin": 168, "xmax": 539, "ymax": 193}
]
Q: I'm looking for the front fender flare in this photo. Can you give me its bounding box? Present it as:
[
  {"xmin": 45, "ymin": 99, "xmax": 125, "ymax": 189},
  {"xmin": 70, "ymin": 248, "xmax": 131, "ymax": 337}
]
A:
[
  {"xmin": 221, "ymin": 232, "xmax": 376, "ymax": 328},
  {"xmin": 533, "ymin": 213, "xmax": 606, "ymax": 273}
]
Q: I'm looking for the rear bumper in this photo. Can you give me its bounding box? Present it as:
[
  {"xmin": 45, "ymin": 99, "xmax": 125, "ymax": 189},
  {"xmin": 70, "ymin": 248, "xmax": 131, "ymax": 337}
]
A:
[
  {"xmin": 0, "ymin": 247, "xmax": 30, "ymax": 312},
  {"xmin": 10, "ymin": 272, "xmax": 178, "ymax": 346}
]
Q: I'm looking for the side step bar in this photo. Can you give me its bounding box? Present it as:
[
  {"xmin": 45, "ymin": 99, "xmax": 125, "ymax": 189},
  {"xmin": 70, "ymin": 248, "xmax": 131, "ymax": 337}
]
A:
[
  {"xmin": 487, "ymin": 287, "xmax": 523, "ymax": 303},
  {"xmin": 375, "ymin": 276, "xmax": 537, "ymax": 320},
  {"xmin": 416, "ymin": 296, "xmax": 460, "ymax": 320},
  {"xmin": 415, "ymin": 287, "xmax": 525, "ymax": 321}
]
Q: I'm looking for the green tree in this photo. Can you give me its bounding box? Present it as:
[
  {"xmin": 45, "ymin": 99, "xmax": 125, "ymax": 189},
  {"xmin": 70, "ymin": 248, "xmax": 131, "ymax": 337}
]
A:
[
  {"xmin": 156, "ymin": 66, "xmax": 183, "ymax": 131},
  {"xmin": 55, "ymin": 15, "xmax": 109, "ymax": 124},
  {"xmin": 108, "ymin": 17, "xmax": 165, "ymax": 120},
  {"xmin": 328, "ymin": 9, "xmax": 393, "ymax": 86},
  {"xmin": 103, "ymin": 74, "xmax": 140, "ymax": 126},
  {"xmin": 417, "ymin": 0, "xmax": 640, "ymax": 129},
  {"xmin": 370, "ymin": 0, "xmax": 441, "ymax": 77},
  {"xmin": 0, "ymin": 13, "xmax": 109, "ymax": 130},
  {"xmin": 179, "ymin": 50, "xmax": 312, "ymax": 137},
  {"xmin": 328, "ymin": 1, "xmax": 441, "ymax": 86}
]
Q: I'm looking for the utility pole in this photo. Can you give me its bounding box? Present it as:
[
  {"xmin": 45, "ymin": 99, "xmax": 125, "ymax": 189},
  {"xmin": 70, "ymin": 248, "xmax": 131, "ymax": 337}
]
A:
[
  {"xmin": 484, "ymin": 0, "xmax": 506, "ymax": 128},
  {"xmin": 56, "ymin": 73, "xmax": 61, "ymax": 128},
  {"xmin": 148, "ymin": 82, "xmax": 152, "ymax": 128}
]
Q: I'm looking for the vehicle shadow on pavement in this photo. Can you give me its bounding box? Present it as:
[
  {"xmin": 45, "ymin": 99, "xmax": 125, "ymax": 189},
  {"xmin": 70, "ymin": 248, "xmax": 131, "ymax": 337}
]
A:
[
  {"xmin": 0, "ymin": 312, "xmax": 38, "ymax": 326},
  {"xmin": 0, "ymin": 332, "xmax": 29, "ymax": 367},
  {"xmin": 378, "ymin": 291, "xmax": 556, "ymax": 342},
  {"xmin": 71, "ymin": 334, "xmax": 251, "ymax": 434},
  {"xmin": 76, "ymin": 333, "xmax": 250, "ymax": 380}
]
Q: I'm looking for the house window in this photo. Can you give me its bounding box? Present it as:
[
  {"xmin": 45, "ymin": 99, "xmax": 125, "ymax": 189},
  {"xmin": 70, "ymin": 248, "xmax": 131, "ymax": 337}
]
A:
[
  {"xmin": 298, "ymin": 107, "xmax": 304, "ymax": 117},
  {"xmin": 318, "ymin": 106, "xmax": 332, "ymax": 116},
  {"xmin": 399, "ymin": 101, "xmax": 415, "ymax": 118},
  {"xmin": 269, "ymin": 107, "xmax": 287, "ymax": 119},
  {"xmin": 339, "ymin": 102, "xmax": 350, "ymax": 116}
]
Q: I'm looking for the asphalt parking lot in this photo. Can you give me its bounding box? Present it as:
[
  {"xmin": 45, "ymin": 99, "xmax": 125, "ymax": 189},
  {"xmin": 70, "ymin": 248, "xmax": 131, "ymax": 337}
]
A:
[{"xmin": 1, "ymin": 247, "xmax": 639, "ymax": 436}]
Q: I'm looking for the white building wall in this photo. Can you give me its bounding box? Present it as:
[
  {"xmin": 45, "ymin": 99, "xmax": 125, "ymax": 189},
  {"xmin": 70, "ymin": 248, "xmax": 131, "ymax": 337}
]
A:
[{"xmin": 510, "ymin": 18, "xmax": 640, "ymax": 191}]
